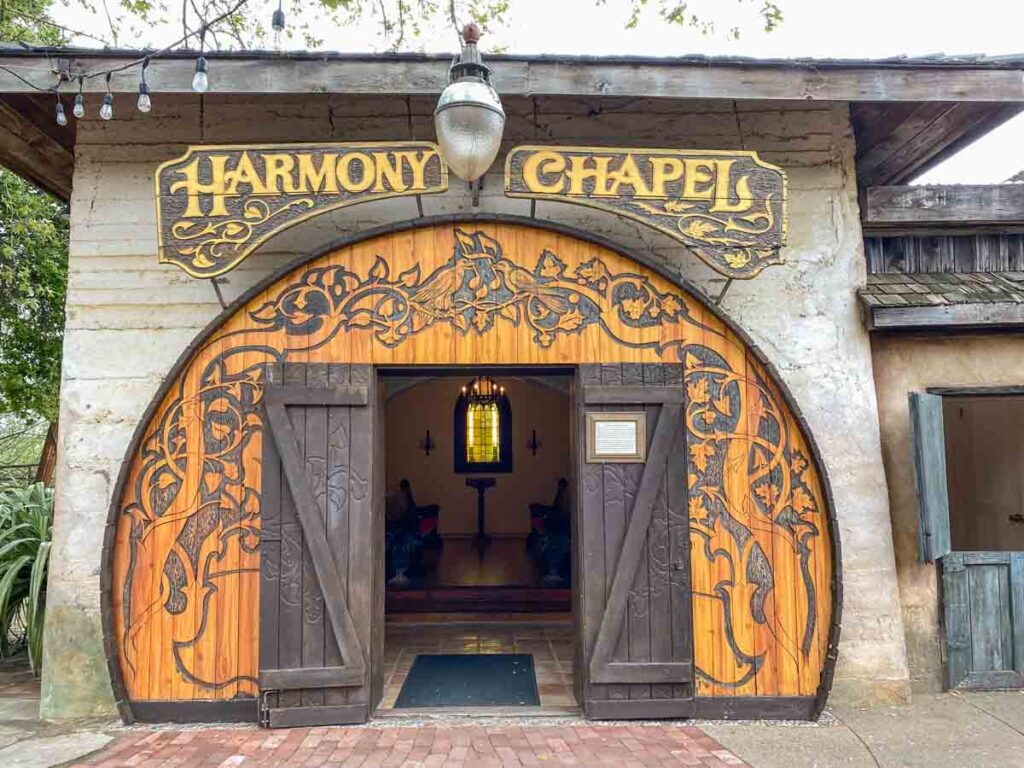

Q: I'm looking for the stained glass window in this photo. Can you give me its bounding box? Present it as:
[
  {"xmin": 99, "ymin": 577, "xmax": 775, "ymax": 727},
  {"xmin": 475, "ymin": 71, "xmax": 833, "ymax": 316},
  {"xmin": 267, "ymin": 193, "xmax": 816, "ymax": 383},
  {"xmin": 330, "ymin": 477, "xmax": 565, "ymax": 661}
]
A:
[
  {"xmin": 454, "ymin": 376, "xmax": 513, "ymax": 473},
  {"xmin": 467, "ymin": 401, "xmax": 501, "ymax": 464}
]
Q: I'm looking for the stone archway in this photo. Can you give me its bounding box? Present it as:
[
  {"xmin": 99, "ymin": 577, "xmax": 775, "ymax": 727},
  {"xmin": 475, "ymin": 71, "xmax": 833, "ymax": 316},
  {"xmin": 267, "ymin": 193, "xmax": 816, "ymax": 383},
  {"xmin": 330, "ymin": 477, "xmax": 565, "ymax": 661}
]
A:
[{"xmin": 103, "ymin": 216, "xmax": 839, "ymax": 721}]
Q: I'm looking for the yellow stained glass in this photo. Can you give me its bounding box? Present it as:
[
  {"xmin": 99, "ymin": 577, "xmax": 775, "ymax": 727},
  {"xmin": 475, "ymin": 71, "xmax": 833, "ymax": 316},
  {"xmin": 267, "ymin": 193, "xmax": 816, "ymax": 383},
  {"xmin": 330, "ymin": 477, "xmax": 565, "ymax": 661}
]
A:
[{"xmin": 466, "ymin": 401, "xmax": 500, "ymax": 464}]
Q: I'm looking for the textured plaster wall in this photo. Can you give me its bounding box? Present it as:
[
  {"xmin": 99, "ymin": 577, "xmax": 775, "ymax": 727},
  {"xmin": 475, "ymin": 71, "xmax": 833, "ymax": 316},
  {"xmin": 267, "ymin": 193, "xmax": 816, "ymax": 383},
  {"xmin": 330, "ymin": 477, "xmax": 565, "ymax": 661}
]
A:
[
  {"xmin": 870, "ymin": 333, "xmax": 1024, "ymax": 692},
  {"xmin": 42, "ymin": 91, "xmax": 909, "ymax": 717}
]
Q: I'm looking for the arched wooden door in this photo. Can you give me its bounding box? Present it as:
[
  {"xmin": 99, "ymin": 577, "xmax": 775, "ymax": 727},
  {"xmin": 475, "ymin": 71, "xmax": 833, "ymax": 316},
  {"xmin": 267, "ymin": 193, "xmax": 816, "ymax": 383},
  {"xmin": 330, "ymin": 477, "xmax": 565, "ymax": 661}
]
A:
[{"xmin": 105, "ymin": 218, "xmax": 838, "ymax": 723}]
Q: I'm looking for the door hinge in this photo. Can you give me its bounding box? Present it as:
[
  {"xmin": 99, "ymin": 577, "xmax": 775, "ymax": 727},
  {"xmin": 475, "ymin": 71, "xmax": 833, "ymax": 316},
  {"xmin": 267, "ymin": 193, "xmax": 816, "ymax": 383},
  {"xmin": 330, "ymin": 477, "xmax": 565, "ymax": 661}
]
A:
[{"xmin": 259, "ymin": 690, "xmax": 275, "ymax": 728}]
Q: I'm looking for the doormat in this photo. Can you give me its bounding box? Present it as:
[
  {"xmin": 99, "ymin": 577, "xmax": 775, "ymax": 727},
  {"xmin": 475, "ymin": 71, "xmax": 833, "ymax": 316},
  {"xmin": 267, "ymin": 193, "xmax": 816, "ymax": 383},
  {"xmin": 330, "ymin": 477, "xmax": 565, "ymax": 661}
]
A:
[{"xmin": 394, "ymin": 654, "xmax": 540, "ymax": 708}]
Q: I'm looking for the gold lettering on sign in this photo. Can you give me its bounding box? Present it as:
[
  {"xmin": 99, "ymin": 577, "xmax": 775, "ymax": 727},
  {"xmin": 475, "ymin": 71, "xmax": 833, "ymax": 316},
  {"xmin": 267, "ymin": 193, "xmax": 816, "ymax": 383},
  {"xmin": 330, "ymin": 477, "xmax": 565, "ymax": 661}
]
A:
[
  {"xmin": 156, "ymin": 142, "xmax": 449, "ymax": 278},
  {"xmin": 506, "ymin": 145, "xmax": 787, "ymax": 278}
]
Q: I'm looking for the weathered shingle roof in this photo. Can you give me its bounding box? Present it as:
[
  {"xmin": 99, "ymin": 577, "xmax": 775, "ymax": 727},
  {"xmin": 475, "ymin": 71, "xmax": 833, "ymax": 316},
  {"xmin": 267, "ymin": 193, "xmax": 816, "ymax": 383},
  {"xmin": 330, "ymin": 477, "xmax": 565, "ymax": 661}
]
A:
[
  {"xmin": 860, "ymin": 272, "xmax": 1024, "ymax": 330},
  {"xmin": 860, "ymin": 272, "xmax": 1024, "ymax": 307}
]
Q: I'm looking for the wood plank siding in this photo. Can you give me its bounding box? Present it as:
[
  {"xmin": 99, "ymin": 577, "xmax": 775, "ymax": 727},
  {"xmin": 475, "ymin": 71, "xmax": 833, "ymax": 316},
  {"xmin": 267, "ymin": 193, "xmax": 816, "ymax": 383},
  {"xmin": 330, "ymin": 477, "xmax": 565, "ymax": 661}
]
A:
[
  {"xmin": 865, "ymin": 234, "xmax": 1024, "ymax": 274},
  {"xmin": 865, "ymin": 185, "xmax": 1024, "ymax": 228},
  {"xmin": 106, "ymin": 221, "xmax": 835, "ymax": 712}
]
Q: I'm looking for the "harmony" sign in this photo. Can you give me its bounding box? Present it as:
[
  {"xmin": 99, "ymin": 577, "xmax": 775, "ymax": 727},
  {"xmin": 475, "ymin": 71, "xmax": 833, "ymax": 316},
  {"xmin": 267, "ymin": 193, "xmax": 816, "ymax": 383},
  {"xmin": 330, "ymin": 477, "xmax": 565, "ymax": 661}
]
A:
[{"xmin": 156, "ymin": 143, "xmax": 448, "ymax": 278}]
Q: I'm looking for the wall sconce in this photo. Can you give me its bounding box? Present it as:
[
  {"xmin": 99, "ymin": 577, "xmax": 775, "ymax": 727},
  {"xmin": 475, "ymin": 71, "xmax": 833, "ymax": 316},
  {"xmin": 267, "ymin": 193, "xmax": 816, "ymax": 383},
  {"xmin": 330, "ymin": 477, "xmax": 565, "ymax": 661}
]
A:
[
  {"xmin": 419, "ymin": 429, "xmax": 436, "ymax": 456},
  {"xmin": 527, "ymin": 429, "xmax": 542, "ymax": 456}
]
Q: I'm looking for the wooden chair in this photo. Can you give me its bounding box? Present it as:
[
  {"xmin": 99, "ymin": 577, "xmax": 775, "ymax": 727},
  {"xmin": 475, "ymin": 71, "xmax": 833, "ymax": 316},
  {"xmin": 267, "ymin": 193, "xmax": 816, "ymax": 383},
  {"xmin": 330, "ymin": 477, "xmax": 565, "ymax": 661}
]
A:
[
  {"xmin": 398, "ymin": 479, "xmax": 441, "ymax": 548},
  {"xmin": 528, "ymin": 478, "xmax": 568, "ymax": 535},
  {"xmin": 385, "ymin": 479, "xmax": 442, "ymax": 588},
  {"xmin": 527, "ymin": 478, "xmax": 571, "ymax": 586}
]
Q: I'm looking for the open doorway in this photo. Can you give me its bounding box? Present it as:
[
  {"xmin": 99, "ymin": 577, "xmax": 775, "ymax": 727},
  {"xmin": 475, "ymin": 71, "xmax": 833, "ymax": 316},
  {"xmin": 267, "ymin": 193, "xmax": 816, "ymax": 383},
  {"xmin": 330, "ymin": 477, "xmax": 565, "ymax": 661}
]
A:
[
  {"xmin": 911, "ymin": 390, "xmax": 1024, "ymax": 690},
  {"xmin": 944, "ymin": 395, "xmax": 1024, "ymax": 551},
  {"xmin": 377, "ymin": 368, "xmax": 576, "ymax": 712}
]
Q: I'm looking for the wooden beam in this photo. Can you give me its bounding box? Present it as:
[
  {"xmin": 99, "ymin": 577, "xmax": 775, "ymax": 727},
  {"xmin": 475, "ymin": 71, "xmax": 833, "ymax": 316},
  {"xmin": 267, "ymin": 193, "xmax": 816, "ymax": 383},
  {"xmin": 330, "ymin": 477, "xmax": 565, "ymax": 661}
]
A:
[
  {"xmin": 890, "ymin": 103, "xmax": 1023, "ymax": 184},
  {"xmin": 854, "ymin": 102, "xmax": 959, "ymax": 183},
  {"xmin": 583, "ymin": 385, "xmax": 685, "ymax": 404},
  {"xmin": 865, "ymin": 301, "xmax": 1024, "ymax": 331},
  {"xmin": 0, "ymin": 97, "xmax": 72, "ymax": 199},
  {"xmin": 0, "ymin": 52, "xmax": 1022, "ymax": 102},
  {"xmin": 866, "ymin": 185, "xmax": 1024, "ymax": 227},
  {"xmin": 855, "ymin": 102, "xmax": 1023, "ymax": 187}
]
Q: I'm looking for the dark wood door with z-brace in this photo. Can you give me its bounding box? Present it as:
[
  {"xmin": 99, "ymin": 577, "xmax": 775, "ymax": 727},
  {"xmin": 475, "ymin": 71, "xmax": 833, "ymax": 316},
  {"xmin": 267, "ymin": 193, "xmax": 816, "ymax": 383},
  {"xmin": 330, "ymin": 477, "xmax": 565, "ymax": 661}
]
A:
[
  {"xmin": 259, "ymin": 363, "xmax": 384, "ymax": 727},
  {"xmin": 576, "ymin": 364, "xmax": 694, "ymax": 719}
]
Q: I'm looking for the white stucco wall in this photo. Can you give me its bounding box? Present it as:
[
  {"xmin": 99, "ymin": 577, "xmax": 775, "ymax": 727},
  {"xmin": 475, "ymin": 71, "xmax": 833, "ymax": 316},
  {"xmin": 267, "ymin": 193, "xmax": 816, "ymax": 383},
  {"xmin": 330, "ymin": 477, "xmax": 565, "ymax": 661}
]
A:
[{"xmin": 42, "ymin": 91, "xmax": 909, "ymax": 716}]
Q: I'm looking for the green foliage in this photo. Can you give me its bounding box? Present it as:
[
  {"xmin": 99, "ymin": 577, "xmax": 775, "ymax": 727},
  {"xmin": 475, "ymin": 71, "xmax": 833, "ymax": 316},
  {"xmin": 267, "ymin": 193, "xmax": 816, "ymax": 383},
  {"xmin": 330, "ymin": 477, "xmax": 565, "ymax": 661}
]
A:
[
  {"xmin": 0, "ymin": 415, "xmax": 47, "ymax": 485},
  {"xmin": 618, "ymin": 0, "xmax": 782, "ymax": 37},
  {"xmin": 0, "ymin": 0, "xmax": 65, "ymax": 44},
  {"xmin": 77, "ymin": 0, "xmax": 782, "ymax": 52},
  {"xmin": 0, "ymin": 170, "xmax": 69, "ymax": 421},
  {"xmin": 0, "ymin": 482, "xmax": 53, "ymax": 675}
]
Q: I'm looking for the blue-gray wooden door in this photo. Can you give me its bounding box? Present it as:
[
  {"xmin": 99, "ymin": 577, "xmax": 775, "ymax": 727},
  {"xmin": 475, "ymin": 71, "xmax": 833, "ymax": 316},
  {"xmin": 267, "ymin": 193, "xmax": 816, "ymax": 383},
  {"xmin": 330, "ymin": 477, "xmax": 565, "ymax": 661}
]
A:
[{"xmin": 942, "ymin": 552, "xmax": 1024, "ymax": 690}]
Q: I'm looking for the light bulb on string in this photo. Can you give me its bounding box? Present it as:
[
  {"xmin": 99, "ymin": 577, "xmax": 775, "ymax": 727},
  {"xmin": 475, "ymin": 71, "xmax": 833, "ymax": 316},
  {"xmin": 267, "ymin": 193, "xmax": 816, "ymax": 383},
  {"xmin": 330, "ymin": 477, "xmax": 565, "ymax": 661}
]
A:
[
  {"xmin": 100, "ymin": 73, "xmax": 114, "ymax": 120},
  {"xmin": 192, "ymin": 55, "xmax": 209, "ymax": 93},
  {"xmin": 137, "ymin": 58, "xmax": 152, "ymax": 113},
  {"xmin": 137, "ymin": 82, "xmax": 151, "ymax": 112},
  {"xmin": 192, "ymin": 27, "xmax": 210, "ymax": 93},
  {"xmin": 73, "ymin": 76, "xmax": 84, "ymax": 118},
  {"xmin": 55, "ymin": 95, "xmax": 67, "ymax": 127}
]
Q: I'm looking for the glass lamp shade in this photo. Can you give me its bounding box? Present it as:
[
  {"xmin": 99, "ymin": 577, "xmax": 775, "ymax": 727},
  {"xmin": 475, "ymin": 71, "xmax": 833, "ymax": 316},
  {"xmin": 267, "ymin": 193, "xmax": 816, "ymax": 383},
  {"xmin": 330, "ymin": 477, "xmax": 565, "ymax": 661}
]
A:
[{"xmin": 434, "ymin": 79, "xmax": 505, "ymax": 183}]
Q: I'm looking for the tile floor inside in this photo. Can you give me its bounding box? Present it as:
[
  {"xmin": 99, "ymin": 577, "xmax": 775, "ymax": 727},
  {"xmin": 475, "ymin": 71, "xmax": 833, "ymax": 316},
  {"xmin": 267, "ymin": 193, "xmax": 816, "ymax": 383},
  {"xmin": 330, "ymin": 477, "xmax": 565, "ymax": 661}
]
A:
[{"xmin": 379, "ymin": 620, "xmax": 576, "ymax": 710}]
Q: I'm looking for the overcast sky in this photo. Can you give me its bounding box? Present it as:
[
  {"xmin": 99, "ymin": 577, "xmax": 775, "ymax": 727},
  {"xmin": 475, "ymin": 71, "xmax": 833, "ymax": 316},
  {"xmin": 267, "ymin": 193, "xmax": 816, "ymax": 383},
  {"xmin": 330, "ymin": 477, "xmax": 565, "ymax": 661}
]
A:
[{"xmin": 60, "ymin": 0, "xmax": 1024, "ymax": 184}]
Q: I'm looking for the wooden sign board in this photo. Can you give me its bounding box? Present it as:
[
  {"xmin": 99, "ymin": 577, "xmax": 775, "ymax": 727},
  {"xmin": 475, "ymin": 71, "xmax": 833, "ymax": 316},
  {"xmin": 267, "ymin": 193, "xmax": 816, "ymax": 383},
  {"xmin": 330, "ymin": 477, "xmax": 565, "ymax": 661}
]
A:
[
  {"xmin": 586, "ymin": 412, "xmax": 646, "ymax": 463},
  {"xmin": 156, "ymin": 142, "xmax": 448, "ymax": 278},
  {"xmin": 505, "ymin": 146, "xmax": 787, "ymax": 278}
]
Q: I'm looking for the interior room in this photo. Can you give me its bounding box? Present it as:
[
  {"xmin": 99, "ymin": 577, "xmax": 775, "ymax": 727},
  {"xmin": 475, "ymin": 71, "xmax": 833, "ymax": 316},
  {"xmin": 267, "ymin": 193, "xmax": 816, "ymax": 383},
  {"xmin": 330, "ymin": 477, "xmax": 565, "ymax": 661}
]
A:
[
  {"xmin": 379, "ymin": 369, "xmax": 577, "ymax": 711},
  {"xmin": 943, "ymin": 394, "xmax": 1024, "ymax": 552}
]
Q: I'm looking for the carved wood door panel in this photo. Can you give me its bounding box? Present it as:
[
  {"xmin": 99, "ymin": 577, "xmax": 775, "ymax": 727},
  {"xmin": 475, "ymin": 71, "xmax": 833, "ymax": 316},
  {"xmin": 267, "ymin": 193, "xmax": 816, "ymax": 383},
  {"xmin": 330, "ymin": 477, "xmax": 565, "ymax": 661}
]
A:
[
  {"xmin": 576, "ymin": 363, "xmax": 694, "ymax": 719},
  {"xmin": 259, "ymin": 363, "xmax": 381, "ymax": 727}
]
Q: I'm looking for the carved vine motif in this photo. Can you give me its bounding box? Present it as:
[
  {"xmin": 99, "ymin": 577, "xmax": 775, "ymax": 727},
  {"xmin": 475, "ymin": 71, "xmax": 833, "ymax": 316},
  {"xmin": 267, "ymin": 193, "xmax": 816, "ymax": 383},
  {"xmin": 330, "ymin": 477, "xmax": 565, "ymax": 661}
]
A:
[
  {"xmin": 121, "ymin": 349, "xmax": 268, "ymax": 690},
  {"xmin": 682, "ymin": 344, "xmax": 821, "ymax": 689},
  {"xmin": 170, "ymin": 199, "xmax": 315, "ymax": 270},
  {"xmin": 115, "ymin": 227, "xmax": 828, "ymax": 699},
  {"xmin": 632, "ymin": 195, "xmax": 780, "ymax": 271},
  {"xmin": 249, "ymin": 229, "xmax": 691, "ymax": 350}
]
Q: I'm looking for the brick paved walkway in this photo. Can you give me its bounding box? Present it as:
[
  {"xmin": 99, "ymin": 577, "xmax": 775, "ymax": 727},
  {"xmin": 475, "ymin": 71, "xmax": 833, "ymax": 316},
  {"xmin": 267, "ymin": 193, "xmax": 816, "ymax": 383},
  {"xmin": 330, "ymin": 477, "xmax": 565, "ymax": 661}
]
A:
[{"xmin": 72, "ymin": 724, "xmax": 747, "ymax": 767}]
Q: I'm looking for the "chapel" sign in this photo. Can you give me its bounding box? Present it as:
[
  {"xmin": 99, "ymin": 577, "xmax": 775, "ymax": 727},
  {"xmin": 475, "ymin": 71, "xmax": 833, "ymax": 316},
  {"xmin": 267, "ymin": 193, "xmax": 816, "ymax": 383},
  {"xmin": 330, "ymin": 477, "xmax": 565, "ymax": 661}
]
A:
[
  {"xmin": 156, "ymin": 142, "xmax": 448, "ymax": 278},
  {"xmin": 504, "ymin": 146, "xmax": 787, "ymax": 278}
]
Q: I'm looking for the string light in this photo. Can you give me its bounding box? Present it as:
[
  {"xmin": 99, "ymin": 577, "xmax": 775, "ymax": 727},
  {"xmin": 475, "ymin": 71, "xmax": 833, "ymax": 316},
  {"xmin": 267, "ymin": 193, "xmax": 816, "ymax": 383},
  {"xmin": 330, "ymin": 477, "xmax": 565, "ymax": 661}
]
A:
[
  {"xmin": 192, "ymin": 56, "xmax": 209, "ymax": 93},
  {"xmin": 8, "ymin": 0, "xmax": 249, "ymax": 119},
  {"xmin": 100, "ymin": 73, "xmax": 114, "ymax": 120},
  {"xmin": 73, "ymin": 75, "xmax": 84, "ymax": 118},
  {"xmin": 137, "ymin": 59, "xmax": 152, "ymax": 112},
  {"xmin": 192, "ymin": 29, "xmax": 209, "ymax": 93},
  {"xmin": 54, "ymin": 93, "xmax": 67, "ymax": 126}
]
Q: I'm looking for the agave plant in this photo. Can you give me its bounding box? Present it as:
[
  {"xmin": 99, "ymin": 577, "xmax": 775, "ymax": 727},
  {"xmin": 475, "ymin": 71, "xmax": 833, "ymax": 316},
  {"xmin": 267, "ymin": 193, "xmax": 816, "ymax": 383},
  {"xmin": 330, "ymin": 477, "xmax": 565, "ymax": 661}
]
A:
[{"xmin": 0, "ymin": 482, "xmax": 53, "ymax": 674}]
